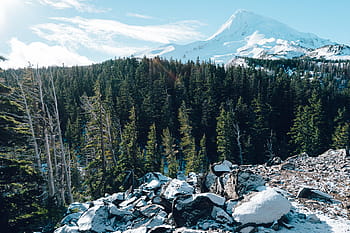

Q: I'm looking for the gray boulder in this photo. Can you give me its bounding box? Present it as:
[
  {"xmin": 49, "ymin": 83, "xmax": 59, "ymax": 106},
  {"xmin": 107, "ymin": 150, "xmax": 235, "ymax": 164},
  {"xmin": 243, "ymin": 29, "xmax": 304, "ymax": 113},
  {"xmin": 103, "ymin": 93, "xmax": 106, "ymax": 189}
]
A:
[
  {"xmin": 66, "ymin": 202, "xmax": 89, "ymax": 214},
  {"xmin": 207, "ymin": 170, "xmax": 265, "ymax": 200},
  {"xmin": 60, "ymin": 212, "xmax": 82, "ymax": 226},
  {"xmin": 54, "ymin": 225, "xmax": 79, "ymax": 233},
  {"xmin": 172, "ymin": 193, "xmax": 226, "ymax": 227},
  {"xmin": 161, "ymin": 179, "xmax": 194, "ymax": 200},
  {"xmin": 77, "ymin": 205, "xmax": 112, "ymax": 232},
  {"xmin": 297, "ymin": 186, "xmax": 334, "ymax": 202}
]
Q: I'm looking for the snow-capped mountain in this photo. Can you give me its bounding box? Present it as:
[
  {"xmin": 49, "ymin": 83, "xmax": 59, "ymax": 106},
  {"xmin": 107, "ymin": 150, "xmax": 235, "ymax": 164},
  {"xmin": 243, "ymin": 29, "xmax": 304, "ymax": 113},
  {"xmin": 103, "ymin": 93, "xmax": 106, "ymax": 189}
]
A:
[{"xmin": 136, "ymin": 10, "xmax": 350, "ymax": 63}]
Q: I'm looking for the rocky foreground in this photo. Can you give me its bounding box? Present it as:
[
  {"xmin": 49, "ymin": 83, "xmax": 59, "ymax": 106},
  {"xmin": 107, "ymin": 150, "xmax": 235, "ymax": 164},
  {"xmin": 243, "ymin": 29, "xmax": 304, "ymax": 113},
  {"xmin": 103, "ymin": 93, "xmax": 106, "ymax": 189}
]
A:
[{"xmin": 55, "ymin": 149, "xmax": 350, "ymax": 233}]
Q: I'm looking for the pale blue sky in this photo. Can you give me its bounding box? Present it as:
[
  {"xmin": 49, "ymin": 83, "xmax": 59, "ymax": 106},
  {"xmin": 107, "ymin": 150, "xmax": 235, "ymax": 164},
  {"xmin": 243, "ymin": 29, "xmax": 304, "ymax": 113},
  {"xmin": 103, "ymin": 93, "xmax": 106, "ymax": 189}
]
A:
[{"xmin": 1, "ymin": 0, "xmax": 349, "ymax": 68}]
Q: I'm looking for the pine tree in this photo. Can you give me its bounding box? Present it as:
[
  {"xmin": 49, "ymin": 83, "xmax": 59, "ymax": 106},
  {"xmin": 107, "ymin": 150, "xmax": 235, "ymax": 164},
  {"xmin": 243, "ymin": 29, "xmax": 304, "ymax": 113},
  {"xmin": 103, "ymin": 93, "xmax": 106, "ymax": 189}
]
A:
[
  {"xmin": 191, "ymin": 134, "xmax": 208, "ymax": 174},
  {"xmin": 0, "ymin": 83, "xmax": 26, "ymax": 146},
  {"xmin": 332, "ymin": 107, "xmax": 350, "ymax": 149},
  {"xmin": 216, "ymin": 105, "xmax": 234, "ymax": 162},
  {"xmin": 117, "ymin": 106, "xmax": 143, "ymax": 190},
  {"xmin": 289, "ymin": 91, "xmax": 325, "ymax": 156},
  {"xmin": 250, "ymin": 96, "xmax": 271, "ymax": 163},
  {"xmin": 162, "ymin": 127, "xmax": 178, "ymax": 177},
  {"xmin": 144, "ymin": 123, "xmax": 161, "ymax": 172},
  {"xmin": 178, "ymin": 102, "xmax": 196, "ymax": 175}
]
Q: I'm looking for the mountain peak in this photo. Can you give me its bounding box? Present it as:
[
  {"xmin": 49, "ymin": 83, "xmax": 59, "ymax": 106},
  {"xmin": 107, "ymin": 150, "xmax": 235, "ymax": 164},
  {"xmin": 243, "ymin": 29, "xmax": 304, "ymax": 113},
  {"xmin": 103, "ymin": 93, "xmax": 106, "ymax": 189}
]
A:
[
  {"xmin": 207, "ymin": 9, "xmax": 257, "ymax": 40},
  {"xmin": 207, "ymin": 10, "xmax": 292, "ymax": 41},
  {"xmin": 139, "ymin": 11, "xmax": 348, "ymax": 63}
]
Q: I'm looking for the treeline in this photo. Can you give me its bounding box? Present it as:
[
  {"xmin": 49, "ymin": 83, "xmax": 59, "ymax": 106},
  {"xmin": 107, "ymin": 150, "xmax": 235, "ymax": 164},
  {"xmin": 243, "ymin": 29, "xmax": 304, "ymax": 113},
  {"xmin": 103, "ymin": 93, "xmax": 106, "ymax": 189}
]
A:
[{"xmin": 1, "ymin": 57, "xmax": 350, "ymax": 204}]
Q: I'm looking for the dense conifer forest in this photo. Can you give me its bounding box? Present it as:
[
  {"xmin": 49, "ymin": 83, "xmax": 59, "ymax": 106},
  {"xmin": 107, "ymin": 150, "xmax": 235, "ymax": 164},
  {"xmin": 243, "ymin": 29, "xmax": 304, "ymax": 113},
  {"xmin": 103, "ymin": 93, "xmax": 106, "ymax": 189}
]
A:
[{"xmin": 1, "ymin": 57, "xmax": 350, "ymax": 232}]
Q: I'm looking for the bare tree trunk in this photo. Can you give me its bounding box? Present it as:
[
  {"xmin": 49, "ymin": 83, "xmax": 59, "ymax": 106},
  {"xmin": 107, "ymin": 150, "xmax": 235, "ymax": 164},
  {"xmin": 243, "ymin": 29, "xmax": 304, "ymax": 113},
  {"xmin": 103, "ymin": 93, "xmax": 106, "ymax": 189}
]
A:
[
  {"xmin": 50, "ymin": 71, "xmax": 73, "ymax": 204},
  {"xmin": 60, "ymin": 164, "xmax": 66, "ymax": 206},
  {"xmin": 266, "ymin": 130, "xmax": 275, "ymax": 159},
  {"xmin": 105, "ymin": 113, "xmax": 116, "ymax": 166},
  {"xmin": 233, "ymin": 122, "xmax": 243, "ymax": 165},
  {"xmin": 48, "ymin": 113, "xmax": 59, "ymax": 179},
  {"xmin": 67, "ymin": 144, "xmax": 72, "ymax": 190},
  {"xmin": 98, "ymin": 97, "xmax": 106, "ymax": 173},
  {"xmin": 14, "ymin": 73, "xmax": 42, "ymax": 172},
  {"xmin": 36, "ymin": 70, "xmax": 56, "ymax": 197}
]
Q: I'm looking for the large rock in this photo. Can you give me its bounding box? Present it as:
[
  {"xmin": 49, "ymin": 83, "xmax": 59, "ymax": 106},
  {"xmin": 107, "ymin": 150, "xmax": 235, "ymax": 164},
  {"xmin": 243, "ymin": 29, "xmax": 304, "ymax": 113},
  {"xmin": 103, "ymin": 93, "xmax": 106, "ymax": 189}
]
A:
[
  {"xmin": 123, "ymin": 226, "xmax": 147, "ymax": 233},
  {"xmin": 172, "ymin": 193, "xmax": 225, "ymax": 227},
  {"xmin": 141, "ymin": 210, "xmax": 168, "ymax": 228},
  {"xmin": 54, "ymin": 225, "xmax": 79, "ymax": 233},
  {"xmin": 108, "ymin": 204, "xmax": 133, "ymax": 218},
  {"xmin": 232, "ymin": 188, "xmax": 291, "ymax": 225},
  {"xmin": 210, "ymin": 160, "xmax": 233, "ymax": 176},
  {"xmin": 139, "ymin": 204, "xmax": 165, "ymax": 218},
  {"xmin": 211, "ymin": 206, "xmax": 233, "ymax": 224},
  {"xmin": 66, "ymin": 202, "xmax": 89, "ymax": 214},
  {"xmin": 103, "ymin": 192, "xmax": 125, "ymax": 204},
  {"xmin": 204, "ymin": 172, "xmax": 217, "ymax": 192},
  {"xmin": 208, "ymin": 170, "xmax": 265, "ymax": 199},
  {"xmin": 148, "ymin": 224, "xmax": 173, "ymax": 233},
  {"xmin": 297, "ymin": 186, "xmax": 334, "ymax": 202},
  {"xmin": 161, "ymin": 179, "xmax": 194, "ymax": 200},
  {"xmin": 140, "ymin": 172, "xmax": 171, "ymax": 191},
  {"xmin": 60, "ymin": 212, "xmax": 82, "ymax": 226},
  {"xmin": 235, "ymin": 170, "xmax": 266, "ymax": 197},
  {"xmin": 77, "ymin": 205, "xmax": 112, "ymax": 232}
]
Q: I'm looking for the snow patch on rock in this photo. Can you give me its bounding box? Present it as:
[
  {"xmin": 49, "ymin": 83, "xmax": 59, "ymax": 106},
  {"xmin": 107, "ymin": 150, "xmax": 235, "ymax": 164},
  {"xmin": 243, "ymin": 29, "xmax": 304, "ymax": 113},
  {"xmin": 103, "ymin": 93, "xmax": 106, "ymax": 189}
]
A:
[{"xmin": 232, "ymin": 187, "xmax": 291, "ymax": 224}]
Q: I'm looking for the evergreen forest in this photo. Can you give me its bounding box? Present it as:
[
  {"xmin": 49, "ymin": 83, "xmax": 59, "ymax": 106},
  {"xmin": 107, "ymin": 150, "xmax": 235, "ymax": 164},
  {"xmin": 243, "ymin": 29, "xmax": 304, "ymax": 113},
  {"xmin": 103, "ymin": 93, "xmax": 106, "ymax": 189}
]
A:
[{"xmin": 1, "ymin": 57, "xmax": 350, "ymax": 232}]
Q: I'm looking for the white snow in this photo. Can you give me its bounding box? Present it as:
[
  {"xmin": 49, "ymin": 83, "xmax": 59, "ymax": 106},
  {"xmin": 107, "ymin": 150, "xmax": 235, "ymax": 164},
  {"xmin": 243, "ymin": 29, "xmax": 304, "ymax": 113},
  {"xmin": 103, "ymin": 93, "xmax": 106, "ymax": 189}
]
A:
[{"xmin": 232, "ymin": 188, "xmax": 291, "ymax": 224}]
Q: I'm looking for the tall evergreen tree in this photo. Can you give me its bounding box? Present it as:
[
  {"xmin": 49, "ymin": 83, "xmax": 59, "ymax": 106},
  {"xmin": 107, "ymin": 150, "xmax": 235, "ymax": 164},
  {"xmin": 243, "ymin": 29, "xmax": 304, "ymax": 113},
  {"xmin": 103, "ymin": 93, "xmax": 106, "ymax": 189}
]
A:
[
  {"xmin": 178, "ymin": 102, "xmax": 196, "ymax": 174},
  {"xmin": 191, "ymin": 134, "xmax": 208, "ymax": 174},
  {"xmin": 116, "ymin": 106, "xmax": 143, "ymax": 190},
  {"xmin": 216, "ymin": 105, "xmax": 235, "ymax": 162},
  {"xmin": 144, "ymin": 123, "xmax": 161, "ymax": 173},
  {"xmin": 289, "ymin": 91, "xmax": 325, "ymax": 156},
  {"xmin": 332, "ymin": 107, "xmax": 350, "ymax": 149},
  {"xmin": 161, "ymin": 127, "xmax": 178, "ymax": 177}
]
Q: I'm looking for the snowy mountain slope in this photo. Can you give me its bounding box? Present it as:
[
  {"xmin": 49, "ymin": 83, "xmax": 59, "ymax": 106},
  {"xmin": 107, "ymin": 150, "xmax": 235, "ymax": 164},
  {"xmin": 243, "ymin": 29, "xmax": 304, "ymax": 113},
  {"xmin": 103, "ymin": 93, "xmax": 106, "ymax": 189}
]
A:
[
  {"xmin": 306, "ymin": 44, "xmax": 350, "ymax": 60},
  {"xmin": 136, "ymin": 10, "xmax": 350, "ymax": 63}
]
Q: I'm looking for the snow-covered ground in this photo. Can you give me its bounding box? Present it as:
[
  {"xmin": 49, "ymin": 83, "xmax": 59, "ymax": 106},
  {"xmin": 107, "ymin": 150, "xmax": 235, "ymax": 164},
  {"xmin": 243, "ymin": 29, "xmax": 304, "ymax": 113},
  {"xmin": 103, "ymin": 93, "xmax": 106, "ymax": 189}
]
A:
[{"xmin": 272, "ymin": 202, "xmax": 350, "ymax": 233}]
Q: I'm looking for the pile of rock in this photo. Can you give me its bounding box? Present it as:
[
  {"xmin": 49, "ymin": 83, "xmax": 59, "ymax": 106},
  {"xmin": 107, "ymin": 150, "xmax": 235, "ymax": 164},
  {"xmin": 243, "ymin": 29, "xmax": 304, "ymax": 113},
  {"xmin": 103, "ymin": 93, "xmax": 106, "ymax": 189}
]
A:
[
  {"xmin": 248, "ymin": 149, "xmax": 350, "ymax": 219},
  {"xmin": 55, "ymin": 151, "xmax": 349, "ymax": 233}
]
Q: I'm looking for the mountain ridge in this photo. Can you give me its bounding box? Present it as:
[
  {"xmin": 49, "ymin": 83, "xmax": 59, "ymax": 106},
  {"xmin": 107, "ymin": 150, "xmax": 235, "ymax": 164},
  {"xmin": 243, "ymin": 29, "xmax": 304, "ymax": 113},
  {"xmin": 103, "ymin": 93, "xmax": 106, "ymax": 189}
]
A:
[{"xmin": 136, "ymin": 10, "xmax": 350, "ymax": 63}]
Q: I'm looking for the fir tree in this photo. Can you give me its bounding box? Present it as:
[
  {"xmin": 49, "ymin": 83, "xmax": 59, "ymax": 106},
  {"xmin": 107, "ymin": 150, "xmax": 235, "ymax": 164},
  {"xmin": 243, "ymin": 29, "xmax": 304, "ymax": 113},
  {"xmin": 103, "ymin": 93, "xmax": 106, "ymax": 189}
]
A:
[
  {"xmin": 332, "ymin": 107, "xmax": 350, "ymax": 149},
  {"xmin": 178, "ymin": 102, "xmax": 196, "ymax": 175},
  {"xmin": 191, "ymin": 134, "xmax": 208, "ymax": 174},
  {"xmin": 144, "ymin": 123, "xmax": 161, "ymax": 172},
  {"xmin": 289, "ymin": 91, "xmax": 325, "ymax": 156},
  {"xmin": 216, "ymin": 105, "xmax": 235, "ymax": 162},
  {"xmin": 162, "ymin": 127, "xmax": 178, "ymax": 177},
  {"xmin": 117, "ymin": 106, "xmax": 143, "ymax": 190}
]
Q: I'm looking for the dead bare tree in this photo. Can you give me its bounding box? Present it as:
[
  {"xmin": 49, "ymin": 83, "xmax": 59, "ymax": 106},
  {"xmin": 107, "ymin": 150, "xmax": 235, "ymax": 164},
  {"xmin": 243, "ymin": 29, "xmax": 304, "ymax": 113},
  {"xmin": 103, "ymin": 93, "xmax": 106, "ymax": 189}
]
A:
[
  {"xmin": 232, "ymin": 121, "xmax": 243, "ymax": 165},
  {"xmin": 50, "ymin": 70, "xmax": 73, "ymax": 204},
  {"xmin": 265, "ymin": 130, "xmax": 275, "ymax": 159},
  {"xmin": 36, "ymin": 69, "xmax": 56, "ymax": 198}
]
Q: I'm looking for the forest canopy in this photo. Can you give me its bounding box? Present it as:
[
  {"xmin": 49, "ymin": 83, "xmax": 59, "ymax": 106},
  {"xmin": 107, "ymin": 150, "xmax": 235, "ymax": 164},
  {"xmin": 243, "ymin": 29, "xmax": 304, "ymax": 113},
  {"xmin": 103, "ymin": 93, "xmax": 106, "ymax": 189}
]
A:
[{"xmin": 0, "ymin": 57, "xmax": 350, "ymax": 231}]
